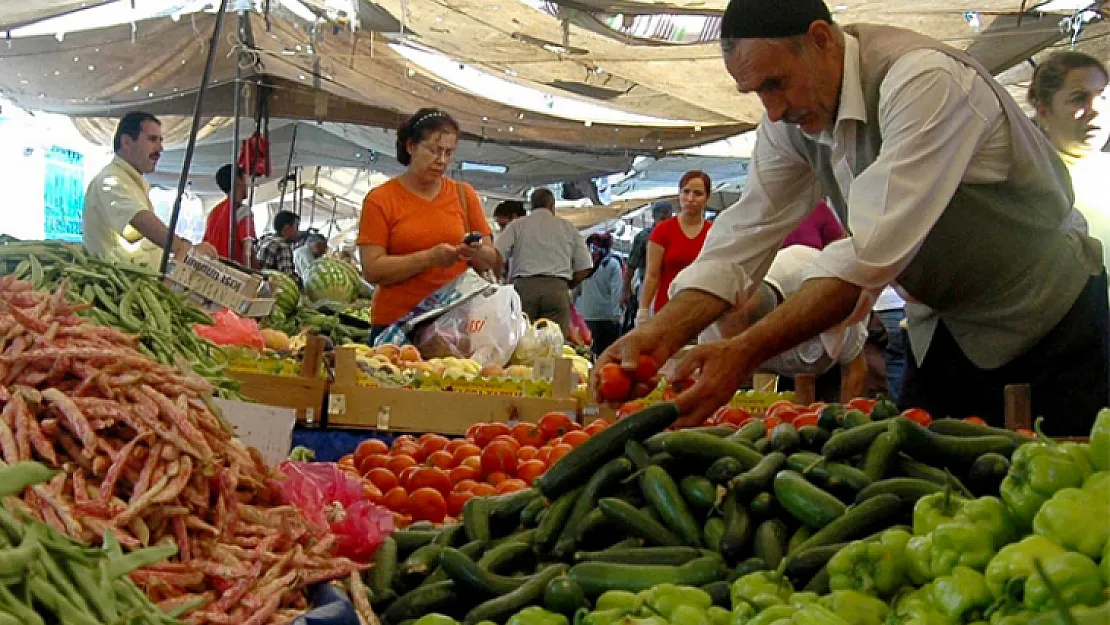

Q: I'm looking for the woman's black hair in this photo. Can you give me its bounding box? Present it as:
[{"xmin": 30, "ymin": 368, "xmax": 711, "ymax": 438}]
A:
[
  {"xmin": 396, "ymin": 108, "xmax": 461, "ymax": 166},
  {"xmin": 1028, "ymin": 51, "xmax": 1108, "ymax": 110}
]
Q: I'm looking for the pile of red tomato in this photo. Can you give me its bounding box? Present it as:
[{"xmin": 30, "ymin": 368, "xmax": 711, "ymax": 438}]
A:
[{"xmin": 338, "ymin": 412, "xmax": 611, "ymax": 527}]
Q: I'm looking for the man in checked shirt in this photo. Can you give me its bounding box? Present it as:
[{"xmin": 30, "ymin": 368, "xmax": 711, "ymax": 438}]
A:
[{"xmin": 256, "ymin": 211, "xmax": 300, "ymax": 282}]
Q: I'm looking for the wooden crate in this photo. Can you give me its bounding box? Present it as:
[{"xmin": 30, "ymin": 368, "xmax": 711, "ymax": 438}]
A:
[
  {"xmin": 326, "ymin": 348, "xmax": 579, "ymax": 434},
  {"xmin": 229, "ymin": 336, "xmax": 328, "ymax": 424}
]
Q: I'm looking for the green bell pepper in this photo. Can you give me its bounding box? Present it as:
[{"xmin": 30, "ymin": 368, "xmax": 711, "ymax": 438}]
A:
[
  {"xmin": 640, "ymin": 584, "xmax": 713, "ymax": 619},
  {"xmin": 596, "ymin": 591, "xmax": 639, "ymax": 612},
  {"xmin": 1091, "ymin": 408, "xmax": 1110, "ymax": 472},
  {"xmin": 906, "ymin": 522, "xmax": 995, "ymax": 583},
  {"xmin": 745, "ymin": 605, "xmax": 797, "ymax": 625},
  {"xmin": 786, "ymin": 593, "xmax": 819, "ymax": 608},
  {"xmin": 914, "ymin": 491, "xmax": 968, "ymax": 536},
  {"xmin": 984, "ymin": 535, "xmax": 1066, "ymax": 601},
  {"xmin": 1084, "ymin": 470, "xmax": 1110, "ymax": 499},
  {"xmin": 1023, "ymin": 551, "xmax": 1104, "ymax": 612},
  {"xmin": 730, "ymin": 571, "xmax": 793, "ymax": 614},
  {"xmin": 818, "ymin": 590, "xmax": 889, "ymax": 625},
  {"xmin": 507, "ymin": 607, "xmax": 569, "ymax": 625},
  {"xmin": 620, "ymin": 617, "xmax": 668, "ymax": 625},
  {"xmin": 1000, "ymin": 420, "xmax": 1092, "ymax": 528},
  {"xmin": 1102, "ymin": 539, "xmax": 1110, "ymax": 587},
  {"xmin": 827, "ymin": 528, "xmax": 910, "ymax": 598},
  {"xmin": 891, "ymin": 588, "xmax": 950, "ymax": 625},
  {"xmin": 670, "ymin": 605, "xmax": 710, "ymax": 625},
  {"xmin": 578, "ymin": 610, "xmax": 627, "ymax": 625},
  {"xmin": 990, "ymin": 612, "xmax": 1035, "ymax": 625},
  {"xmin": 954, "ymin": 496, "xmax": 1020, "ymax": 550},
  {"xmin": 926, "ymin": 566, "xmax": 992, "ymax": 622},
  {"xmin": 708, "ymin": 605, "xmax": 731, "ymax": 625},
  {"xmin": 1033, "ymin": 601, "xmax": 1110, "ymax": 625},
  {"xmin": 1032, "ymin": 487, "xmax": 1109, "ymax": 559},
  {"xmin": 906, "ymin": 534, "xmax": 937, "ymax": 585},
  {"xmin": 786, "ymin": 604, "xmax": 850, "ymax": 625},
  {"xmin": 414, "ymin": 615, "xmax": 460, "ymax": 625}
]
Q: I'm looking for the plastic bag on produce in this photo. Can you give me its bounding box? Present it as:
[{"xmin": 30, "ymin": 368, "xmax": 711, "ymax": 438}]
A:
[
  {"xmin": 413, "ymin": 283, "xmax": 526, "ymax": 367},
  {"xmin": 373, "ymin": 269, "xmax": 491, "ymax": 348},
  {"xmin": 193, "ymin": 308, "xmax": 265, "ymax": 349},
  {"xmin": 568, "ymin": 303, "xmax": 592, "ymax": 346},
  {"xmin": 512, "ymin": 317, "xmax": 565, "ymax": 365},
  {"xmin": 277, "ymin": 461, "xmax": 394, "ymax": 562}
]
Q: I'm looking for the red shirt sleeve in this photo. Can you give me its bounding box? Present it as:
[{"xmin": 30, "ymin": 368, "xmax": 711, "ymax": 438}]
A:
[{"xmin": 648, "ymin": 218, "xmax": 672, "ymax": 247}]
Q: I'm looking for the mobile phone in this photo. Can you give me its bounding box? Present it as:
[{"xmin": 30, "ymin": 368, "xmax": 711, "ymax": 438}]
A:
[{"xmin": 463, "ymin": 232, "xmax": 483, "ymax": 245}]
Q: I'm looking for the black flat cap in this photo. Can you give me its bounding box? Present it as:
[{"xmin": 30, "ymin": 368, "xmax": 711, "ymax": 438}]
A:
[{"xmin": 721, "ymin": 0, "xmax": 833, "ymax": 40}]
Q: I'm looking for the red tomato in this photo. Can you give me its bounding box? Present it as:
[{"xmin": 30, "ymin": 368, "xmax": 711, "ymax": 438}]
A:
[
  {"xmin": 338, "ymin": 454, "xmax": 355, "ymax": 467},
  {"xmin": 766, "ymin": 404, "xmax": 800, "ymax": 424},
  {"xmin": 419, "ymin": 434, "xmax": 450, "ymax": 454},
  {"xmin": 360, "ymin": 454, "xmax": 389, "ymax": 471},
  {"xmin": 535, "ymin": 446, "xmax": 552, "ymax": 465},
  {"xmin": 473, "ymin": 423, "xmax": 511, "ymax": 448},
  {"xmin": 517, "ymin": 446, "xmax": 539, "ymax": 462},
  {"xmin": 792, "ymin": 414, "xmax": 819, "ymax": 429},
  {"xmin": 465, "ymin": 423, "xmax": 482, "ymax": 442},
  {"xmin": 584, "ymin": 422, "xmax": 607, "ymax": 436},
  {"xmin": 901, "ymin": 408, "xmax": 933, "ymax": 427},
  {"xmin": 511, "ymin": 423, "xmax": 547, "ymax": 447},
  {"xmin": 459, "ymin": 456, "xmax": 482, "ymax": 472},
  {"xmin": 964, "ymin": 416, "xmax": 988, "ymax": 426},
  {"xmin": 398, "ymin": 465, "xmax": 420, "ymax": 491},
  {"xmin": 409, "ymin": 467, "xmax": 453, "ymax": 496},
  {"xmin": 713, "ymin": 406, "xmax": 753, "ymax": 427},
  {"xmin": 381, "ymin": 486, "xmax": 409, "ymax": 513},
  {"xmin": 807, "ymin": 402, "xmax": 827, "ymax": 412},
  {"xmin": 516, "ymin": 459, "xmax": 547, "ymax": 485},
  {"xmin": 392, "ymin": 442, "xmax": 420, "ymax": 459},
  {"xmin": 1016, "ymin": 428, "xmax": 1037, "ymax": 439},
  {"xmin": 365, "ymin": 467, "xmax": 399, "ymax": 492},
  {"xmin": 470, "ymin": 483, "xmax": 497, "ymax": 497},
  {"xmin": 454, "ymin": 478, "xmax": 478, "ymax": 492},
  {"xmin": 539, "ymin": 412, "xmax": 575, "ymax": 439},
  {"xmin": 616, "ymin": 402, "xmax": 647, "ymax": 420},
  {"xmin": 362, "ymin": 482, "xmax": 383, "ymax": 505},
  {"xmin": 426, "ymin": 450, "xmax": 455, "ymax": 470},
  {"xmin": 409, "ymin": 488, "xmax": 447, "ymax": 523},
  {"xmin": 598, "ymin": 363, "xmax": 633, "ymax": 402},
  {"xmin": 480, "ymin": 441, "xmax": 517, "ymax": 476},
  {"xmin": 589, "ymin": 418, "xmax": 613, "ymax": 429},
  {"xmin": 444, "ymin": 438, "xmax": 471, "ymax": 454},
  {"xmin": 496, "ymin": 479, "xmax": 528, "ymax": 494},
  {"xmin": 490, "ymin": 435, "xmax": 522, "ymax": 454},
  {"xmin": 486, "ymin": 471, "xmax": 510, "ymax": 486},
  {"xmin": 446, "ymin": 490, "xmax": 472, "ymax": 517},
  {"xmin": 385, "ymin": 454, "xmax": 417, "ymax": 476},
  {"xmin": 561, "ymin": 431, "xmax": 590, "ymax": 448},
  {"xmin": 354, "ymin": 438, "xmax": 389, "ymax": 463},
  {"xmin": 762, "ymin": 416, "xmax": 782, "ymax": 431},
  {"xmin": 451, "ymin": 443, "xmax": 482, "ymax": 465},
  {"xmin": 449, "ymin": 465, "xmax": 480, "ymax": 484},
  {"xmin": 847, "ymin": 398, "xmax": 879, "ymax": 413},
  {"xmin": 547, "ymin": 443, "xmax": 573, "ymax": 465},
  {"xmin": 632, "ymin": 354, "xmax": 659, "ymax": 383}
]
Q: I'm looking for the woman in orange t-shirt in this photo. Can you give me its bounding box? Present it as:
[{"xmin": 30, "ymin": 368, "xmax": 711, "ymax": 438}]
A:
[{"xmin": 357, "ymin": 109, "xmax": 498, "ymax": 338}]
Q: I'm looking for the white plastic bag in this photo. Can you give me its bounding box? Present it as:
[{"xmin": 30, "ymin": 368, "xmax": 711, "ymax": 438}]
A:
[
  {"xmin": 511, "ymin": 318, "xmax": 565, "ymax": 365},
  {"xmin": 414, "ymin": 284, "xmax": 526, "ymax": 367}
]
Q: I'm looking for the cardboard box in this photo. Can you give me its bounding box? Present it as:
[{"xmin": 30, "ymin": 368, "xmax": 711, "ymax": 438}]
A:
[
  {"xmin": 327, "ymin": 348, "xmax": 579, "ymax": 434},
  {"xmin": 166, "ymin": 253, "xmax": 275, "ymax": 317},
  {"xmin": 229, "ymin": 336, "xmax": 328, "ymax": 425},
  {"xmin": 214, "ymin": 398, "xmax": 296, "ymax": 467}
]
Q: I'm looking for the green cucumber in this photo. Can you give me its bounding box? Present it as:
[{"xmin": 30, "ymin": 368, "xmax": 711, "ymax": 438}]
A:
[
  {"xmin": 753, "ymin": 519, "xmax": 789, "ymax": 570},
  {"xmin": 464, "ymin": 564, "xmax": 569, "ymax": 625},
  {"xmin": 702, "ymin": 517, "xmax": 726, "ymax": 553},
  {"xmin": 772, "ymin": 470, "xmax": 847, "ymax": 529},
  {"xmin": 568, "ymin": 554, "xmax": 723, "ymax": 595},
  {"xmin": 575, "ymin": 507, "xmax": 613, "ymax": 544},
  {"xmin": 488, "ymin": 488, "xmax": 543, "ymax": 519},
  {"xmin": 966, "ymin": 453, "xmax": 1010, "ymax": 497},
  {"xmin": 820, "ymin": 421, "xmax": 890, "ymax": 460},
  {"xmin": 597, "ymin": 498, "xmax": 684, "ymax": 547},
  {"xmin": 729, "ymin": 452, "xmax": 786, "ymax": 501},
  {"xmin": 728, "ymin": 420, "xmax": 767, "ymax": 443},
  {"xmin": 798, "ymin": 426, "xmax": 830, "ymax": 452},
  {"xmin": 860, "ymin": 430, "xmax": 899, "ymax": 482},
  {"xmin": 706, "ymin": 457, "xmax": 744, "ymax": 484},
  {"xmin": 842, "ymin": 409, "xmax": 871, "ymax": 429},
  {"xmin": 462, "ymin": 497, "xmax": 493, "ymax": 545},
  {"xmin": 927, "ymin": 418, "xmax": 1032, "ymax": 446},
  {"xmin": 553, "ymin": 458, "xmax": 633, "ymax": 557},
  {"xmin": 574, "ymin": 546, "xmax": 701, "ymax": 566},
  {"xmin": 817, "ymin": 404, "xmax": 845, "ymax": 431},
  {"xmin": 535, "ymin": 403, "xmax": 677, "ymax": 498},
  {"xmin": 544, "ymin": 576, "xmax": 589, "ymax": 616},
  {"xmin": 641, "ymin": 465, "xmax": 703, "ymax": 547},
  {"xmin": 679, "ymin": 475, "xmax": 718, "ymax": 512},
  {"xmin": 895, "ymin": 454, "xmax": 952, "ymax": 486},
  {"xmin": 691, "ymin": 425, "xmax": 741, "ymax": 437},
  {"xmin": 368, "ymin": 536, "xmax": 398, "ymax": 602},
  {"xmin": 793, "ymin": 494, "xmax": 903, "ymax": 553},
  {"xmin": 786, "ymin": 452, "xmax": 872, "ymax": 492},
  {"xmin": 784, "ymin": 543, "xmax": 847, "ymax": 580},
  {"xmin": 728, "ymin": 557, "xmax": 768, "ymax": 581},
  {"xmin": 434, "ymin": 524, "xmax": 466, "ymax": 547},
  {"xmin": 718, "ymin": 491, "xmax": 753, "ymax": 562},
  {"xmin": 787, "ymin": 526, "xmax": 813, "ymax": 555},
  {"xmin": 477, "ymin": 541, "xmax": 533, "ymax": 573},
  {"xmin": 624, "ymin": 440, "xmax": 653, "ymax": 470},
  {"xmin": 439, "ymin": 547, "xmax": 527, "ymax": 595},
  {"xmin": 769, "ymin": 423, "xmax": 801, "ymax": 453},
  {"xmin": 399, "ymin": 544, "xmax": 443, "ymax": 584},
  {"xmin": 382, "ymin": 581, "xmax": 459, "ymax": 625},
  {"xmin": 749, "ymin": 492, "xmax": 775, "ymax": 518},
  {"xmin": 645, "ymin": 431, "xmax": 763, "ymax": 470},
  {"xmin": 891, "ymin": 417, "xmax": 1017, "ymax": 466},
  {"xmin": 534, "ymin": 488, "xmax": 582, "ymax": 553},
  {"xmin": 869, "ymin": 398, "xmax": 899, "ymax": 421},
  {"xmin": 700, "ymin": 581, "xmax": 732, "ymax": 608},
  {"xmin": 854, "ymin": 478, "xmax": 943, "ymax": 504},
  {"xmin": 520, "ymin": 497, "xmax": 549, "ymax": 528}
]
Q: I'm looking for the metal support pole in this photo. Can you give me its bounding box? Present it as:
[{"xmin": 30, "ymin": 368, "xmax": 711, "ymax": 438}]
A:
[
  {"xmin": 277, "ymin": 123, "xmax": 298, "ymax": 213},
  {"xmin": 228, "ymin": 11, "xmax": 247, "ymax": 264},
  {"xmin": 160, "ymin": 0, "xmax": 231, "ymax": 275}
]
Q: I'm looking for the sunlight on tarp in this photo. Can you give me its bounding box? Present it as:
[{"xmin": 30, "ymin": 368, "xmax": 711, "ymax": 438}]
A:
[
  {"xmin": 9, "ymin": 0, "xmax": 207, "ymax": 38},
  {"xmin": 390, "ymin": 41, "xmax": 699, "ymax": 127}
]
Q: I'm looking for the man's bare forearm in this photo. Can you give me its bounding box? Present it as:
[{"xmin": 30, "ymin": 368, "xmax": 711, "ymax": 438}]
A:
[
  {"xmin": 646, "ymin": 289, "xmax": 732, "ymax": 351},
  {"xmin": 840, "ymin": 353, "xmax": 868, "ymax": 402},
  {"xmin": 737, "ymin": 278, "xmax": 862, "ymax": 367}
]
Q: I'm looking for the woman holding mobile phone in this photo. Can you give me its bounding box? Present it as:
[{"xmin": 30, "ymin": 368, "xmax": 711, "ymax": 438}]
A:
[{"xmin": 357, "ymin": 109, "xmax": 498, "ymax": 341}]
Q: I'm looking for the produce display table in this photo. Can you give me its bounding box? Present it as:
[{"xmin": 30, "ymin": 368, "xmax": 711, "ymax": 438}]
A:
[
  {"xmin": 229, "ymin": 335, "xmax": 329, "ymax": 424},
  {"xmin": 326, "ymin": 348, "xmax": 580, "ymax": 434}
]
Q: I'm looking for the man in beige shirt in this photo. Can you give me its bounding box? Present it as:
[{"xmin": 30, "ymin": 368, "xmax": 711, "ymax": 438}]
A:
[{"xmin": 82, "ymin": 111, "xmax": 215, "ymax": 267}]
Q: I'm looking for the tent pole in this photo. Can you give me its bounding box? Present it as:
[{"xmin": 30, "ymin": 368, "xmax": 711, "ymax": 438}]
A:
[
  {"xmin": 160, "ymin": 0, "xmax": 232, "ymax": 275},
  {"xmin": 228, "ymin": 10, "xmax": 247, "ymax": 265},
  {"xmin": 277, "ymin": 123, "xmax": 298, "ymax": 212}
]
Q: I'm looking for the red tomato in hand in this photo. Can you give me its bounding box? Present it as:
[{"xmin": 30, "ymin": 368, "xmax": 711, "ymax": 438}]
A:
[
  {"xmin": 598, "ymin": 363, "xmax": 633, "ymax": 402},
  {"xmin": 633, "ymin": 355, "xmax": 659, "ymax": 384},
  {"xmin": 481, "ymin": 440, "xmax": 517, "ymax": 476},
  {"xmin": 901, "ymin": 408, "xmax": 933, "ymax": 427}
]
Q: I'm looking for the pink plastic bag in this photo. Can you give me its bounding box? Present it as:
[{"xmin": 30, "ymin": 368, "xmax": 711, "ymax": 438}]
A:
[
  {"xmin": 193, "ymin": 309, "xmax": 265, "ymax": 349},
  {"xmin": 568, "ymin": 303, "xmax": 592, "ymax": 346},
  {"xmin": 277, "ymin": 461, "xmax": 395, "ymax": 562}
]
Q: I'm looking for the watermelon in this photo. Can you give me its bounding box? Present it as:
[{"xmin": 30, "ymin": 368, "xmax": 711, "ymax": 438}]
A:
[
  {"xmin": 304, "ymin": 258, "xmax": 360, "ymax": 304},
  {"xmin": 264, "ymin": 270, "xmax": 301, "ymax": 316}
]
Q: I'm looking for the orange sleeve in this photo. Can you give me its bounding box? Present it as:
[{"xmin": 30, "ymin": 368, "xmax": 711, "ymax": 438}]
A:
[
  {"xmin": 463, "ymin": 183, "xmax": 492, "ymax": 236},
  {"xmin": 357, "ymin": 190, "xmax": 390, "ymax": 247}
]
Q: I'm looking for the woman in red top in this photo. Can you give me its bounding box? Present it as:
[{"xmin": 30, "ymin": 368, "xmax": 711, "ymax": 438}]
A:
[{"xmin": 638, "ymin": 170, "xmax": 713, "ymax": 323}]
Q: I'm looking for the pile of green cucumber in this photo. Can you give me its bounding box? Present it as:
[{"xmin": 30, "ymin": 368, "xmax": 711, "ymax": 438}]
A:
[
  {"xmin": 366, "ymin": 402, "xmax": 1032, "ymax": 625},
  {"xmin": 0, "ymin": 240, "xmax": 243, "ymax": 399}
]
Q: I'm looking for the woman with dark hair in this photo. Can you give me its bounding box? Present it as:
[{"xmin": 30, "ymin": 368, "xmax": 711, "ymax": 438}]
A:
[
  {"xmin": 357, "ymin": 109, "xmax": 498, "ymax": 336},
  {"xmin": 577, "ymin": 232, "xmax": 624, "ymax": 356},
  {"xmin": 637, "ymin": 170, "xmax": 713, "ymax": 326},
  {"xmin": 1029, "ymin": 51, "xmax": 1109, "ymax": 280}
]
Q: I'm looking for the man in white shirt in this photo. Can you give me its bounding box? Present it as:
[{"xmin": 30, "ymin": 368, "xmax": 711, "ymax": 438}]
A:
[
  {"xmin": 599, "ymin": 0, "xmax": 1106, "ymax": 434},
  {"xmin": 294, "ymin": 233, "xmax": 327, "ymax": 280},
  {"xmin": 495, "ymin": 188, "xmax": 593, "ymax": 336},
  {"xmin": 702, "ymin": 245, "xmax": 868, "ymax": 401},
  {"xmin": 82, "ymin": 112, "xmax": 216, "ymax": 267}
]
